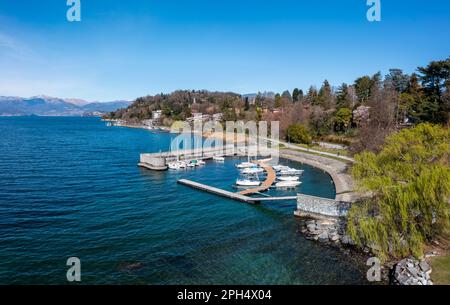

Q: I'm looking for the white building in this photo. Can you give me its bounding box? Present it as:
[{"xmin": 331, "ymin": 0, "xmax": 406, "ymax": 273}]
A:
[{"xmin": 152, "ymin": 110, "xmax": 162, "ymax": 120}]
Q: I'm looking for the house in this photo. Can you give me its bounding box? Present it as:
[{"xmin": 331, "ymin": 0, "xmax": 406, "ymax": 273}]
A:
[
  {"xmin": 152, "ymin": 110, "xmax": 162, "ymax": 120},
  {"xmin": 212, "ymin": 113, "xmax": 223, "ymax": 122}
]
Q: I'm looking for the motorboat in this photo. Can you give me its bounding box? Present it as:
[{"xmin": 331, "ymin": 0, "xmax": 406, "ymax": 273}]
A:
[
  {"xmin": 213, "ymin": 155, "xmax": 225, "ymax": 161},
  {"xmin": 272, "ymin": 165, "xmax": 290, "ymax": 172},
  {"xmin": 236, "ymin": 179, "xmax": 261, "ymax": 186},
  {"xmin": 275, "ymin": 181, "xmax": 302, "ymax": 188},
  {"xmin": 277, "ymin": 176, "xmax": 299, "ymax": 181},
  {"xmin": 177, "ymin": 161, "xmax": 187, "ymax": 168},
  {"xmin": 188, "ymin": 159, "xmax": 204, "ymax": 166},
  {"xmin": 236, "ymin": 161, "xmax": 256, "ymax": 169},
  {"xmin": 241, "ymin": 167, "xmax": 264, "ymax": 174},
  {"xmin": 168, "ymin": 162, "xmax": 180, "ymax": 170},
  {"xmin": 279, "ymin": 168, "xmax": 304, "ymax": 176}
]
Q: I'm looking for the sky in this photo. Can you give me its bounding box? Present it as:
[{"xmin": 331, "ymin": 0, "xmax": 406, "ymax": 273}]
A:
[{"xmin": 0, "ymin": 0, "xmax": 449, "ymax": 102}]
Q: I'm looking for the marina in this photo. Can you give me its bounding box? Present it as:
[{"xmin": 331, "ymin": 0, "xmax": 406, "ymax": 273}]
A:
[{"xmin": 138, "ymin": 145, "xmax": 353, "ymax": 212}]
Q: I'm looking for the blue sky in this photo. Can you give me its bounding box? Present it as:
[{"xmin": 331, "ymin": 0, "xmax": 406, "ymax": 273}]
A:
[{"xmin": 0, "ymin": 0, "xmax": 449, "ymax": 101}]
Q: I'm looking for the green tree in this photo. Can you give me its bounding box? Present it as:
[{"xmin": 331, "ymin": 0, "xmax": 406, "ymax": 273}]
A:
[
  {"xmin": 354, "ymin": 76, "xmax": 372, "ymax": 104},
  {"xmin": 274, "ymin": 93, "xmax": 282, "ymax": 108},
  {"xmin": 244, "ymin": 97, "xmax": 250, "ymax": 111},
  {"xmin": 417, "ymin": 58, "xmax": 450, "ymax": 124},
  {"xmin": 385, "ymin": 68, "xmax": 410, "ymax": 93},
  {"xmin": 292, "ymin": 88, "xmax": 300, "ymax": 102},
  {"xmin": 348, "ymin": 124, "xmax": 450, "ymax": 261},
  {"xmin": 334, "ymin": 107, "xmax": 352, "ymax": 132},
  {"xmin": 336, "ymin": 83, "xmax": 352, "ymax": 109},
  {"xmin": 318, "ymin": 80, "xmax": 333, "ymax": 109},
  {"xmin": 286, "ymin": 124, "xmax": 312, "ymax": 145},
  {"xmin": 306, "ymin": 86, "xmax": 319, "ymax": 105}
]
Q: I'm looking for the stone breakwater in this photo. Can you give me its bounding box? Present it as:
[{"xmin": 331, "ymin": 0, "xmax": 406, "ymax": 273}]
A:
[
  {"xmin": 300, "ymin": 218, "xmax": 355, "ymax": 245},
  {"xmin": 392, "ymin": 257, "xmax": 433, "ymax": 285}
]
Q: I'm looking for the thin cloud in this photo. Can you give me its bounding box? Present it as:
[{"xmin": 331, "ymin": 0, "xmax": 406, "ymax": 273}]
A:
[{"xmin": 0, "ymin": 32, "xmax": 34, "ymax": 61}]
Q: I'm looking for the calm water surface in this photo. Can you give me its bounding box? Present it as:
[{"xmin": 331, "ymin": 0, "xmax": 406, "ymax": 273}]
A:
[{"xmin": 0, "ymin": 117, "xmax": 368, "ymax": 284}]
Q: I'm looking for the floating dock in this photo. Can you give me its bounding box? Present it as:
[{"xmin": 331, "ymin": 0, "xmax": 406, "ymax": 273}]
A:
[
  {"xmin": 178, "ymin": 179, "xmax": 257, "ymax": 203},
  {"xmin": 238, "ymin": 160, "xmax": 276, "ymax": 196},
  {"xmin": 177, "ymin": 179, "xmax": 297, "ymax": 204}
]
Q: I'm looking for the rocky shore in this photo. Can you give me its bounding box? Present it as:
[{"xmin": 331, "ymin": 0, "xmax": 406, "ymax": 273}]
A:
[
  {"xmin": 392, "ymin": 257, "xmax": 433, "ymax": 285},
  {"xmin": 300, "ymin": 218, "xmax": 350, "ymax": 244},
  {"xmin": 299, "ymin": 217, "xmax": 436, "ymax": 285}
]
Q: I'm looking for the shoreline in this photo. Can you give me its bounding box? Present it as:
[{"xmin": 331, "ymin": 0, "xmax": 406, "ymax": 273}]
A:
[
  {"xmin": 110, "ymin": 122, "xmax": 359, "ymax": 202},
  {"xmin": 103, "ymin": 120, "xmax": 447, "ymax": 284}
]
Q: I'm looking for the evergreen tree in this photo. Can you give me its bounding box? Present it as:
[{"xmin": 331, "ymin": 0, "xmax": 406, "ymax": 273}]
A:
[
  {"xmin": 336, "ymin": 83, "xmax": 352, "ymax": 109},
  {"xmin": 292, "ymin": 88, "xmax": 300, "ymax": 102},
  {"xmin": 417, "ymin": 58, "xmax": 450, "ymax": 124},
  {"xmin": 385, "ymin": 68, "xmax": 410, "ymax": 93},
  {"xmin": 318, "ymin": 80, "xmax": 333, "ymax": 109},
  {"xmin": 306, "ymin": 86, "xmax": 319, "ymax": 105},
  {"xmin": 354, "ymin": 76, "xmax": 372, "ymax": 104}
]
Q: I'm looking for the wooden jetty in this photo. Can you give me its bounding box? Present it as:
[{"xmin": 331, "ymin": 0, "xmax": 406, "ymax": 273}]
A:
[{"xmin": 238, "ymin": 160, "xmax": 276, "ymax": 196}]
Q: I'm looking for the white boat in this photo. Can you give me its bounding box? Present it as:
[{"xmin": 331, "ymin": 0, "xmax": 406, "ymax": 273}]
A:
[
  {"xmin": 168, "ymin": 162, "xmax": 180, "ymax": 170},
  {"xmin": 241, "ymin": 167, "xmax": 264, "ymax": 174},
  {"xmin": 275, "ymin": 181, "xmax": 302, "ymax": 188},
  {"xmin": 177, "ymin": 161, "xmax": 187, "ymax": 168},
  {"xmin": 236, "ymin": 162, "xmax": 256, "ymax": 169},
  {"xmin": 277, "ymin": 176, "xmax": 299, "ymax": 181},
  {"xmin": 236, "ymin": 179, "xmax": 260, "ymax": 186},
  {"xmin": 279, "ymin": 168, "xmax": 304, "ymax": 176},
  {"xmin": 236, "ymin": 154, "xmax": 258, "ymax": 169},
  {"xmin": 188, "ymin": 160, "xmax": 203, "ymax": 166},
  {"xmin": 272, "ymin": 165, "xmax": 290, "ymax": 172},
  {"xmin": 187, "ymin": 161, "xmax": 196, "ymax": 167},
  {"xmin": 213, "ymin": 156, "xmax": 225, "ymax": 161}
]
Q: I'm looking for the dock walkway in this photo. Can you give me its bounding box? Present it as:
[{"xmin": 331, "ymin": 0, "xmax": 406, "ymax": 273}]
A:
[
  {"xmin": 238, "ymin": 161, "xmax": 276, "ymax": 196},
  {"xmin": 177, "ymin": 179, "xmax": 297, "ymax": 203}
]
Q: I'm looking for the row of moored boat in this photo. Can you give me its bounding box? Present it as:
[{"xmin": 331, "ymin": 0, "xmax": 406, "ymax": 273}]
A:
[{"xmin": 235, "ymin": 162, "xmax": 304, "ymax": 189}]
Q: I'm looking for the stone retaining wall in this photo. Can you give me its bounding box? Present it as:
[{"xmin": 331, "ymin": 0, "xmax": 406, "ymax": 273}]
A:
[{"xmin": 296, "ymin": 193, "xmax": 352, "ymax": 218}]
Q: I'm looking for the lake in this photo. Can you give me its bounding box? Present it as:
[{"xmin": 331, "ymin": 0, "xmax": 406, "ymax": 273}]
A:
[{"xmin": 0, "ymin": 116, "xmax": 368, "ymax": 284}]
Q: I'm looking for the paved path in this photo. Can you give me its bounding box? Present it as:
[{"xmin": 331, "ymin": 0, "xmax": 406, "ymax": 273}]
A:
[
  {"xmin": 261, "ymin": 137, "xmax": 355, "ymax": 162},
  {"xmin": 280, "ymin": 149, "xmax": 359, "ymax": 203}
]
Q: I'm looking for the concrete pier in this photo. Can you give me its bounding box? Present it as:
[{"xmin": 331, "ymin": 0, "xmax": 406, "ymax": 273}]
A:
[
  {"xmin": 177, "ymin": 179, "xmax": 297, "ymax": 204},
  {"xmin": 177, "ymin": 179, "xmax": 258, "ymax": 203},
  {"xmin": 139, "ymin": 145, "xmax": 237, "ymax": 171}
]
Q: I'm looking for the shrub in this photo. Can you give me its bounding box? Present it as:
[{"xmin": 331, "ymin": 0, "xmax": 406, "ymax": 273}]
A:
[{"xmin": 286, "ymin": 124, "xmax": 312, "ymax": 145}]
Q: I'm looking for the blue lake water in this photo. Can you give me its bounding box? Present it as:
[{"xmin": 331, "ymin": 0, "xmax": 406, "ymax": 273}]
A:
[{"xmin": 0, "ymin": 117, "xmax": 368, "ymax": 284}]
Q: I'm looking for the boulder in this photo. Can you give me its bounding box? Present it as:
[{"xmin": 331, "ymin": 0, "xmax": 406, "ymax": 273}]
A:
[
  {"xmin": 419, "ymin": 261, "xmax": 431, "ymax": 273},
  {"xmin": 318, "ymin": 231, "xmax": 329, "ymax": 242}
]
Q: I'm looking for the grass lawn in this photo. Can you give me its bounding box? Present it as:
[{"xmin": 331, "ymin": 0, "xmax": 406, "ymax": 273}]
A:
[
  {"xmin": 429, "ymin": 252, "xmax": 450, "ymax": 285},
  {"xmin": 280, "ymin": 146, "xmax": 353, "ymax": 164},
  {"xmin": 294, "ymin": 143, "xmax": 350, "ymax": 156}
]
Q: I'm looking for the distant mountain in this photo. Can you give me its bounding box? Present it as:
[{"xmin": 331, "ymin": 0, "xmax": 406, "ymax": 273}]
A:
[
  {"xmin": 0, "ymin": 96, "xmax": 132, "ymax": 116},
  {"xmin": 242, "ymin": 91, "xmax": 276, "ymax": 100}
]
